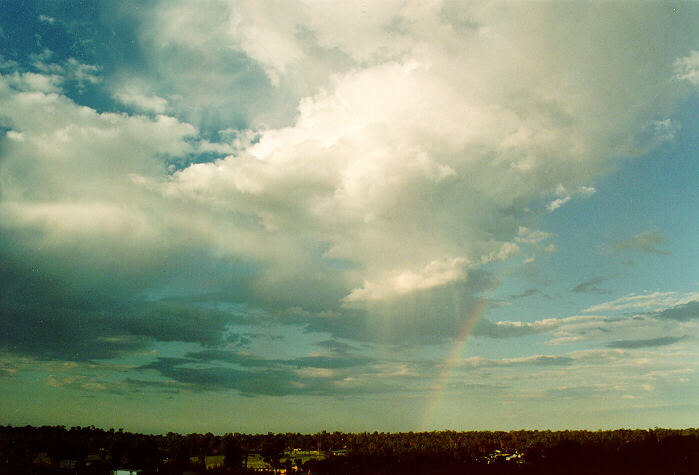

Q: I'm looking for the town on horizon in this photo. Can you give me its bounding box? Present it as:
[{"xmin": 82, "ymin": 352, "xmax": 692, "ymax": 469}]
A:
[{"xmin": 3, "ymin": 424, "xmax": 699, "ymax": 474}]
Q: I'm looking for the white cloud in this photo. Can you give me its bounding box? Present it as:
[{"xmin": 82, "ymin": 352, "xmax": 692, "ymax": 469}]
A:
[
  {"xmin": 294, "ymin": 367, "xmax": 336, "ymax": 379},
  {"xmin": 343, "ymin": 257, "xmax": 469, "ymax": 304},
  {"xmin": 578, "ymin": 186, "xmax": 596, "ymax": 197},
  {"xmin": 460, "ymin": 354, "xmax": 570, "ymax": 368},
  {"xmin": 135, "ymin": 1, "xmax": 698, "ymax": 303},
  {"xmin": 3, "ymin": 71, "xmax": 62, "ymax": 93},
  {"xmin": 63, "ymin": 58, "xmax": 101, "ymax": 88},
  {"xmin": 515, "ymin": 227, "xmax": 553, "ymax": 244},
  {"xmin": 1, "ymin": 1, "xmax": 697, "ymax": 317},
  {"xmin": 0, "ymin": 75, "xmax": 197, "ymax": 270},
  {"xmin": 546, "ymin": 195, "xmax": 570, "ymax": 212},
  {"xmin": 650, "ymin": 119, "xmax": 680, "ymax": 143},
  {"xmin": 114, "ymin": 90, "xmax": 168, "ymax": 113},
  {"xmin": 615, "ymin": 229, "xmax": 669, "ymax": 255},
  {"xmin": 584, "ymin": 291, "xmax": 699, "ymax": 314},
  {"xmin": 674, "ymin": 50, "xmax": 699, "ymax": 85}
]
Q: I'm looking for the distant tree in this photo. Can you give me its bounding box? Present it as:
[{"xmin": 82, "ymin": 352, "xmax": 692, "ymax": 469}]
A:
[
  {"xmin": 262, "ymin": 433, "xmax": 286, "ymax": 474},
  {"xmin": 221, "ymin": 434, "xmax": 243, "ymax": 470}
]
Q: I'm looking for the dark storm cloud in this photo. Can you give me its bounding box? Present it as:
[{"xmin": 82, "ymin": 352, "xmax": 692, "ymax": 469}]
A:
[
  {"xmin": 0, "ymin": 233, "xmax": 504, "ymax": 366},
  {"xmin": 651, "ymin": 300, "xmax": 699, "ymax": 321},
  {"xmin": 185, "ymin": 350, "xmax": 277, "ymax": 368},
  {"xmin": 120, "ymin": 302, "xmax": 246, "ymax": 347},
  {"xmin": 0, "ymin": 257, "xmax": 148, "ymax": 360},
  {"xmin": 0, "ymin": 306, "xmax": 149, "ymax": 361},
  {"xmin": 0, "ymin": 253, "xmax": 252, "ymax": 360},
  {"xmin": 606, "ymin": 336, "xmax": 685, "ymax": 349},
  {"xmin": 0, "ymin": 296, "xmax": 248, "ymax": 361},
  {"xmin": 139, "ymin": 357, "xmax": 394, "ymax": 397}
]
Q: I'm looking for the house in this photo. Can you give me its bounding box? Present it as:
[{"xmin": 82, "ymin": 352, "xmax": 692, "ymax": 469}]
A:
[
  {"xmin": 59, "ymin": 459, "xmax": 79, "ymax": 469},
  {"xmin": 204, "ymin": 455, "xmax": 225, "ymax": 469},
  {"xmin": 32, "ymin": 452, "xmax": 52, "ymax": 467},
  {"xmin": 485, "ymin": 449, "xmax": 524, "ymax": 464},
  {"xmin": 245, "ymin": 453, "xmax": 272, "ymax": 471}
]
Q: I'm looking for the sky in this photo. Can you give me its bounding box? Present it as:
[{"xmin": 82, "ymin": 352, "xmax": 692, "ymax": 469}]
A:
[{"xmin": 0, "ymin": 0, "xmax": 697, "ymax": 435}]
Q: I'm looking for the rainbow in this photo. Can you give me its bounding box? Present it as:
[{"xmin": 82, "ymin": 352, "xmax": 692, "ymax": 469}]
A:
[{"xmin": 420, "ymin": 297, "xmax": 491, "ymax": 430}]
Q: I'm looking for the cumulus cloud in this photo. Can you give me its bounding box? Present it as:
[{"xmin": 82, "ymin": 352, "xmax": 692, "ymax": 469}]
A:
[
  {"xmin": 343, "ymin": 257, "xmax": 469, "ymax": 304},
  {"xmin": 0, "ymin": 1, "xmax": 697, "ymax": 373},
  {"xmin": 144, "ymin": 1, "xmax": 694, "ymax": 313},
  {"xmin": 114, "ymin": 89, "xmax": 169, "ymax": 113}
]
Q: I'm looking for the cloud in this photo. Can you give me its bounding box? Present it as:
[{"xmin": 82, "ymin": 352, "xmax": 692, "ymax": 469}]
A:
[
  {"xmin": 584, "ymin": 291, "xmax": 699, "ymax": 314},
  {"xmin": 114, "ymin": 89, "xmax": 169, "ymax": 113},
  {"xmin": 146, "ymin": 1, "xmax": 694, "ymax": 310},
  {"xmin": 650, "ymin": 119, "xmax": 680, "ymax": 143},
  {"xmin": 38, "ymin": 15, "xmax": 56, "ymax": 24},
  {"xmin": 15, "ymin": 54, "xmax": 103, "ymax": 92},
  {"xmin": 3, "ymin": 71, "xmax": 63, "ymax": 93},
  {"xmin": 139, "ymin": 356, "xmax": 396, "ymax": 396},
  {"xmin": 515, "ymin": 227, "xmax": 553, "ymax": 244},
  {"xmin": 119, "ymin": 302, "xmax": 245, "ymax": 347},
  {"xmin": 0, "ymin": 1, "xmax": 697, "ymax": 372},
  {"xmin": 615, "ymin": 230, "xmax": 669, "ymax": 255},
  {"xmin": 0, "ymin": 253, "xmax": 258, "ymax": 360},
  {"xmin": 546, "ymin": 185, "xmax": 596, "ymax": 212},
  {"xmin": 674, "ymin": 50, "xmax": 699, "ymax": 85},
  {"xmin": 651, "ymin": 301, "xmax": 699, "ymax": 322},
  {"xmin": 0, "ymin": 303, "xmax": 150, "ymax": 362},
  {"xmin": 473, "ymin": 317, "xmax": 561, "ymax": 339},
  {"xmin": 315, "ymin": 339, "xmax": 359, "ymax": 355},
  {"xmin": 297, "ymin": 273, "xmax": 500, "ymax": 346},
  {"xmin": 185, "ymin": 348, "xmax": 371, "ymax": 370},
  {"xmin": 606, "ymin": 336, "xmax": 686, "ymax": 349},
  {"xmin": 541, "ymin": 293, "xmax": 699, "ymax": 348},
  {"xmin": 343, "ymin": 257, "xmax": 469, "ymax": 304},
  {"xmin": 572, "ymin": 277, "xmax": 610, "ymax": 295},
  {"xmin": 461, "ymin": 354, "xmax": 574, "ymax": 368},
  {"xmin": 509, "ymin": 288, "xmax": 538, "ymax": 300},
  {"xmin": 546, "ymin": 195, "xmax": 571, "ymax": 212}
]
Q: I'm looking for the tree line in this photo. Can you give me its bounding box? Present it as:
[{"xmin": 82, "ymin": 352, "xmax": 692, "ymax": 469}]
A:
[{"xmin": 1, "ymin": 425, "xmax": 698, "ymax": 474}]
